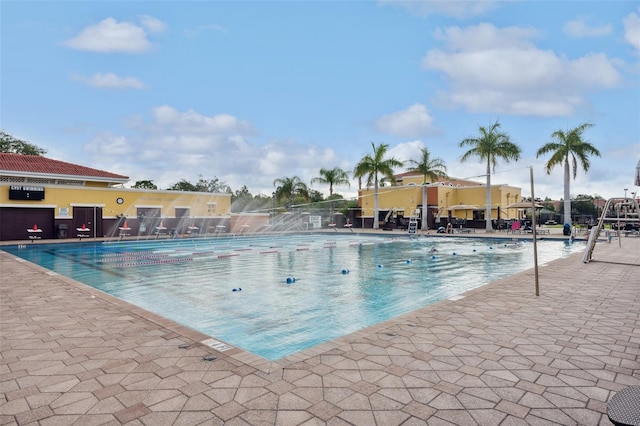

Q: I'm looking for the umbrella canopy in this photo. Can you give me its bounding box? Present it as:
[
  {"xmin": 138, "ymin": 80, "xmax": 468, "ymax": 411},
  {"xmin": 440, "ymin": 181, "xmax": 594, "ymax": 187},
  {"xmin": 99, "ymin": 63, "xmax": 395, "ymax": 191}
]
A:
[
  {"xmin": 448, "ymin": 204, "xmax": 481, "ymax": 211},
  {"xmin": 506, "ymin": 202, "xmax": 543, "ymax": 209}
]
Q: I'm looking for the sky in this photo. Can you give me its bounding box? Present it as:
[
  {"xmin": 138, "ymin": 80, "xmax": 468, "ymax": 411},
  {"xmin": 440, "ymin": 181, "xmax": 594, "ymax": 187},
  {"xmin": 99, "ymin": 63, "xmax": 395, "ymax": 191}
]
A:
[{"xmin": 2, "ymin": 0, "xmax": 639, "ymax": 202}]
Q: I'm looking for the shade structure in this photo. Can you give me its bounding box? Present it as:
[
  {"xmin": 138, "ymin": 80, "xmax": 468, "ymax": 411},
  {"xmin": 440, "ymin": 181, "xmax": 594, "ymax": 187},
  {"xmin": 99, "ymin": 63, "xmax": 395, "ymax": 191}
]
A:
[
  {"xmin": 506, "ymin": 202, "xmax": 543, "ymax": 209},
  {"xmin": 448, "ymin": 204, "xmax": 481, "ymax": 211}
]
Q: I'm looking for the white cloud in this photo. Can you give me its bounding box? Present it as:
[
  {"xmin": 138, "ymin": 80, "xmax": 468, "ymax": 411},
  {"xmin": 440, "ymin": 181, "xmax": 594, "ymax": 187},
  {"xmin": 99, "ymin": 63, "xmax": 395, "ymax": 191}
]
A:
[
  {"xmin": 71, "ymin": 72, "xmax": 147, "ymax": 89},
  {"xmin": 387, "ymin": 140, "xmax": 426, "ymax": 163},
  {"xmin": 563, "ymin": 16, "xmax": 613, "ymax": 37},
  {"xmin": 63, "ymin": 16, "xmax": 165, "ymax": 53},
  {"xmin": 183, "ymin": 24, "xmax": 228, "ymax": 39},
  {"xmin": 623, "ymin": 8, "xmax": 640, "ymax": 52},
  {"xmin": 422, "ymin": 23, "xmax": 622, "ymax": 116},
  {"xmin": 150, "ymin": 105, "xmax": 253, "ymax": 137},
  {"xmin": 104, "ymin": 106, "xmax": 349, "ymax": 196},
  {"xmin": 379, "ymin": 0, "xmax": 500, "ymax": 19},
  {"xmin": 374, "ymin": 103, "xmax": 436, "ymax": 137},
  {"xmin": 139, "ymin": 15, "xmax": 167, "ymax": 33},
  {"xmin": 84, "ymin": 133, "xmax": 131, "ymax": 156}
]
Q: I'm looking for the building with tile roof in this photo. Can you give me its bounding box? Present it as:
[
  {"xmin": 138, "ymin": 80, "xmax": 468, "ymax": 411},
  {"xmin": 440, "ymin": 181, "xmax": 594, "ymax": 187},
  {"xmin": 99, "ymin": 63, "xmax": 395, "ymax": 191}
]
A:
[
  {"xmin": 356, "ymin": 171, "xmax": 523, "ymax": 230},
  {"xmin": 0, "ymin": 153, "xmax": 249, "ymax": 241},
  {"xmin": 0, "ymin": 152, "xmax": 129, "ymax": 186}
]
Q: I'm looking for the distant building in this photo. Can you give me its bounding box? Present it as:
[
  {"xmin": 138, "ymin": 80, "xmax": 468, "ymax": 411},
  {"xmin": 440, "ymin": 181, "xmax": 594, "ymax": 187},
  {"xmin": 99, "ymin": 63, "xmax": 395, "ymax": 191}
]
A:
[
  {"xmin": 0, "ymin": 153, "xmax": 266, "ymax": 241},
  {"xmin": 355, "ymin": 171, "xmax": 523, "ymax": 230}
]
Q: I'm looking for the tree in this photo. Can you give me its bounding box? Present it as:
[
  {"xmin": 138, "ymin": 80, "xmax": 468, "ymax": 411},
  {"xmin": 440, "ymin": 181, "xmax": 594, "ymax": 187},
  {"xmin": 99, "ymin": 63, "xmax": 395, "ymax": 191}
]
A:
[
  {"xmin": 536, "ymin": 122, "xmax": 599, "ymax": 226},
  {"xmin": 167, "ymin": 175, "xmax": 230, "ymax": 193},
  {"xmin": 195, "ymin": 175, "xmax": 230, "ymax": 193},
  {"xmin": 310, "ymin": 167, "xmax": 350, "ymax": 198},
  {"xmin": 167, "ymin": 179, "xmax": 198, "ymax": 192},
  {"xmin": 353, "ymin": 142, "xmax": 404, "ymax": 229},
  {"xmin": 406, "ymin": 147, "xmax": 448, "ymax": 230},
  {"xmin": 273, "ymin": 176, "xmax": 309, "ymax": 208},
  {"xmin": 0, "ymin": 131, "xmax": 47, "ymax": 155},
  {"xmin": 459, "ymin": 121, "xmax": 521, "ymax": 232},
  {"xmin": 132, "ymin": 180, "xmax": 158, "ymax": 190}
]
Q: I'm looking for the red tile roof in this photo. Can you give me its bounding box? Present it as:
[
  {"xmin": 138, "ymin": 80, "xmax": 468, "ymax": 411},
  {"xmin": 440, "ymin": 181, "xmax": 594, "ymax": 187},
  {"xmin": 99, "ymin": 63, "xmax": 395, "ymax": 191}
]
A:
[{"xmin": 0, "ymin": 153, "xmax": 129, "ymax": 182}]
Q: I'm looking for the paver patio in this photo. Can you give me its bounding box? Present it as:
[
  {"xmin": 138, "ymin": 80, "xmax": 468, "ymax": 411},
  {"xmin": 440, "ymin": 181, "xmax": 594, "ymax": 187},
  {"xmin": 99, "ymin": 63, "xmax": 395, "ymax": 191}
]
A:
[{"xmin": 1, "ymin": 232, "xmax": 639, "ymax": 425}]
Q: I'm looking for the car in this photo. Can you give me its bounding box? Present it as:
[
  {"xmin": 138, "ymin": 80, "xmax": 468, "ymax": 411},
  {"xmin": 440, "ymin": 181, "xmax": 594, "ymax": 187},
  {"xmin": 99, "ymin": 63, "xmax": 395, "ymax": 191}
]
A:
[{"xmin": 545, "ymin": 220, "xmax": 557, "ymax": 225}]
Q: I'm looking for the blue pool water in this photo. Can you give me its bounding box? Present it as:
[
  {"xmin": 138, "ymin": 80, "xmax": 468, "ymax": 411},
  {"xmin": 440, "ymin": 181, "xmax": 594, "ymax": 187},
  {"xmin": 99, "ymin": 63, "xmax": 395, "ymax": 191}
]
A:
[{"xmin": 3, "ymin": 234, "xmax": 581, "ymax": 360}]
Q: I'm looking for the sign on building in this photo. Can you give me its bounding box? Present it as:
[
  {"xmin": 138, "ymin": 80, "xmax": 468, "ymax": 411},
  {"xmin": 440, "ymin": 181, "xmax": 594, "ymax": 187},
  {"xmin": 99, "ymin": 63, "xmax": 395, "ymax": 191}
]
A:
[{"xmin": 9, "ymin": 185, "xmax": 45, "ymax": 200}]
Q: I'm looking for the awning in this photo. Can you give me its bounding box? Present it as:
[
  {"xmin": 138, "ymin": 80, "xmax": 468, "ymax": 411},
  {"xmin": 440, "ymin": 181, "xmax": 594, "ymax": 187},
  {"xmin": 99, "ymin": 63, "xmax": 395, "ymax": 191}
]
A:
[
  {"xmin": 506, "ymin": 202, "xmax": 543, "ymax": 209},
  {"xmin": 448, "ymin": 204, "xmax": 481, "ymax": 211}
]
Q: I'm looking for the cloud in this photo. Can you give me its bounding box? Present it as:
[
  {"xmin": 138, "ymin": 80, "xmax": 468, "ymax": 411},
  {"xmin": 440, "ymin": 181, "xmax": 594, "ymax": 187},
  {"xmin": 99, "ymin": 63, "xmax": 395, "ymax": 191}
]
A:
[
  {"xmin": 149, "ymin": 105, "xmax": 253, "ymax": 138},
  {"xmin": 374, "ymin": 103, "xmax": 436, "ymax": 137},
  {"xmin": 99, "ymin": 106, "xmax": 348, "ymax": 196},
  {"xmin": 139, "ymin": 15, "xmax": 167, "ymax": 33},
  {"xmin": 71, "ymin": 72, "xmax": 147, "ymax": 89},
  {"xmin": 183, "ymin": 24, "xmax": 228, "ymax": 39},
  {"xmin": 63, "ymin": 16, "xmax": 165, "ymax": 53},
  {"xmin": 379, "ymin": 0, "xmax": 500, "ymax": 19},
  {"xmin": 387, "ymin": 140, "xmax": 427, "ymax": 164},
  {"xmin": 422, "ymin": 23, "xmax": 622, "ymax": 116},
  {"xmin": 84, "ymin": 132, "xmax": 132, "ymax": 156},
  {"xmin": 563, "ymin": 16, "xmax": 613, "ymax": 37},
  {"xmin": 623, "ymin": 8, "xmax": 640, "ymax": 52}
]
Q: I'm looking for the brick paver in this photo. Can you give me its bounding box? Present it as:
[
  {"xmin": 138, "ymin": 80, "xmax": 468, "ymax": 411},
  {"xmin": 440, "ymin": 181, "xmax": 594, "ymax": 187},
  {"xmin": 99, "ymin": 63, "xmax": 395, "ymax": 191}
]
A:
[{"xmin": 1, "ymin": 232, "xmax": 638, "ymax": 424}]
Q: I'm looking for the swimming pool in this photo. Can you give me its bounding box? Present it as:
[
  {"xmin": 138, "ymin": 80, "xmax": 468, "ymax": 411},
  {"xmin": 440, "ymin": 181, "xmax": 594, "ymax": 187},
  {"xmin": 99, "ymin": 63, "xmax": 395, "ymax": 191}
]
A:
[{"xmin": 3, "ymin": 234, "xmax": 581, "ymax": 360}]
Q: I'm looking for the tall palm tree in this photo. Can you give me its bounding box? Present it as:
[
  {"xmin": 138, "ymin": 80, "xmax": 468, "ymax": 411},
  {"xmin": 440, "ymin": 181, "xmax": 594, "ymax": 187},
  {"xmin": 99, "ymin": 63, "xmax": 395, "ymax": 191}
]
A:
[
  {"xmin": 536, "ymin": 122, "xmax": 599, "ymax": 226},
  {"xmin": 273, "ymin": 176, "xmax": 309, "ymax": 209},
  {"xmin": 310, "ymin": 167, "xmax": 350, "ymax": 197},
  {"xmin": 460, "ymin": 121, "xmax": 521, "ymax": 232},
  {"xmin": 353, "ymin": 142, "xmax": 404, "ymax": 229},
  {"xmin": 406, "ymin": 147, "xmax": 448, "ymax": 231}
]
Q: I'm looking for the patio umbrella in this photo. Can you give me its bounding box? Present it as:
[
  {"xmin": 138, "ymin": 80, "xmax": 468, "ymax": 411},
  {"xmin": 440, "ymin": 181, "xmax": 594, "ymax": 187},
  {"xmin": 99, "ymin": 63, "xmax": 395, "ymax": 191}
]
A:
[
  {"xmin": 448, "ymin": 204, "xmax": 481, "ymax": 220},
  {"xmin": 448, "ymin": 204, "xmax": 481, "ymax": 211},
  {"xmin": 506, "ymin": 202, "xmax": 543, "ymax": 209},
  {"xmin": 507, "ymin": 202, "xmax": 543, "ymax": 221}
]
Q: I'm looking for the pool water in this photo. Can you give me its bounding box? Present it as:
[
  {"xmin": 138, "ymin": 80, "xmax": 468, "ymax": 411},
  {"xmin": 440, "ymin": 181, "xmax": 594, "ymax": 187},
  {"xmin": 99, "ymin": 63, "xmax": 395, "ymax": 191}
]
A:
[{"xmin": 3, "ymin": 234, "xmax": 581, "ymax": 360}]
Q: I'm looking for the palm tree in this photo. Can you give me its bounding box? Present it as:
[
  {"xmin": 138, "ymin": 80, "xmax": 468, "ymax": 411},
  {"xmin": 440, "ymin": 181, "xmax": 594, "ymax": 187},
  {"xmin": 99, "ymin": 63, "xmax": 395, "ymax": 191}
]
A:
[
  {"xmin": 273, "ymin": 176, "xmax": 309, "ymax": 209},
  {"xmin": 353, "ymin": 142, "xmax": 404, "ymax": 229},
  {"xmin": 310, "ymin": 167, "xmax": 350, "ymax": 197},
  {"xmin": 460, "ymin": 121, "xmax": 521, "ymax": 232},
  {"xmin": 406, "ymin": 147, "xmax": 448, "ymax": 231},
  {"xmin": 536, "ymin": 122, "xmax": 599, "ymax": 226}
]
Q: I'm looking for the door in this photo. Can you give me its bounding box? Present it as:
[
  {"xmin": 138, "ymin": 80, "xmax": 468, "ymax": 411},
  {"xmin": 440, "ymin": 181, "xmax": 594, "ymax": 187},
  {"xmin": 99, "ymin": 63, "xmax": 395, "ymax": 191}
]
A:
[{"xmin": 73, "ymin": 206, "xmax": 103, "ymax": 237}]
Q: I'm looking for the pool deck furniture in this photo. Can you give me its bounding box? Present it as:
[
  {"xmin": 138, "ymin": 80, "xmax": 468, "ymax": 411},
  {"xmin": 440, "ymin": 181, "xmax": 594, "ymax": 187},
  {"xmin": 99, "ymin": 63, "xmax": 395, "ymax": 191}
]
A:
[
  {"xmin": 76, "ymin": 227, "xmax": 91, "ymax": 240},
  {"xmin": 26, "ymin": 228, "xmax": 42, "ymax": 242},
  {"xmin": 607, "ymin": 386, "xmax": 640, "ymax": 426},
  {"xmin": 154, "ymin": 226, "xmax": 167, "ymax": 239},
  {"xmin": 118, "ymin": 226, "xmax": 131, "ymax": 239},
  {"xmin": 1, "ymin": 231, "xmax": 638, "ymax": 425}
]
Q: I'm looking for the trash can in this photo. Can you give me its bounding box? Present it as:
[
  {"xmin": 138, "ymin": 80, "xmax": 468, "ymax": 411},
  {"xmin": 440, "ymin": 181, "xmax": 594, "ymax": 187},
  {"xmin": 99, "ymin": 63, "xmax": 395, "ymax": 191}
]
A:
[
  {"xmin": 57, "ymin": 224, "xmax": 68, "ymax": 239},
  {"xmin": 563, "ymin": 223, "xmax": 571, "ymax": 236}
]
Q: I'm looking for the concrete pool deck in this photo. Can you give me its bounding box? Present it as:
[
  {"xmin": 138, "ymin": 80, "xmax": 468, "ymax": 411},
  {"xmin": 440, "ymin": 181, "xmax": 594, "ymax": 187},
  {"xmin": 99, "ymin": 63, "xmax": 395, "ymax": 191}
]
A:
[{"xmin": 1, "ymin": 231, "xmax": 638, "ymax": 425}]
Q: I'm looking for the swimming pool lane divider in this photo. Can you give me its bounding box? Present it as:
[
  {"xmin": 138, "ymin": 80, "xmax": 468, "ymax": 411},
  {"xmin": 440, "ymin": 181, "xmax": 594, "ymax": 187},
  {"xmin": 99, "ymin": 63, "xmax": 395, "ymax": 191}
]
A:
[{"xmin": 97, "ymin": 235, "xmax": 394, "ymax": 266}]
